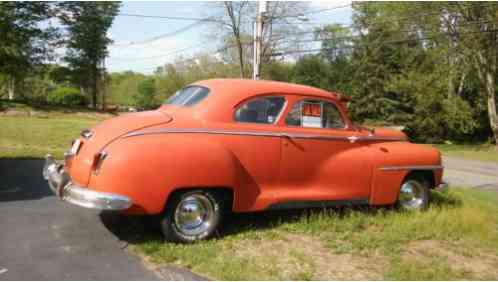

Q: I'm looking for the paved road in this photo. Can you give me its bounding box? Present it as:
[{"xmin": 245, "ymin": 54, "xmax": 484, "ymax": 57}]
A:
[
  {"xmin": 0, "ymin": 160, "xmax": 163, "ymax": 280},
  {"xmin": 442, "ymin": 156, "xmax": 498, "ymax": 192}
]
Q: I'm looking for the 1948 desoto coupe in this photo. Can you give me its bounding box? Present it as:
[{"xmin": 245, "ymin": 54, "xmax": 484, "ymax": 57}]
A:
[{"xmin": 44, "ymin": 79, "xmax": 446, "ymax": 243}]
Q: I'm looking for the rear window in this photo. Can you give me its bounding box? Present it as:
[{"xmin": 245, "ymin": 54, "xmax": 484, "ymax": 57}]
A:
[{"xmin": 164, "ymin": 86, "xmax": 210, "ymax": 106}]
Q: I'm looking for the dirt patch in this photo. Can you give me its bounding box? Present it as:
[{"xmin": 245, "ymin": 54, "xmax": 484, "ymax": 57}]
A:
[
  {"xmin": 234, "ymin": 233, "xmax": 387, "ymax": 280},
  {"xmin": 406, "ymin": 240, "xmax": 498, "ymax": 279}
]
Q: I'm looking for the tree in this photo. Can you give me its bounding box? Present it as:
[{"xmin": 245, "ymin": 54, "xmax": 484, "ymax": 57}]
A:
[
  {"xmin": 213, "ymin": 1, "xmax": 310, "ymax": 78},
  {"xmin": 223, "ymin": 1, "xmax": 250, "ymax": 78},
  {"xmin": 133, "ymin": 78, "xmax": 158, "ymax": 110},
  {"xmin": 58, "ymin": 1, "xmax": 120, "ymax": 109},
  {"xmin": 292, "ymin": 55, "xmax": 331, "ymax": 90},
  {"xmin": 453, "ymin": 2, "xmax": 498, "ymax": 148},
  {"xmin": 0, "ymin": 2, "xmax": 57, "ymax": 100}
]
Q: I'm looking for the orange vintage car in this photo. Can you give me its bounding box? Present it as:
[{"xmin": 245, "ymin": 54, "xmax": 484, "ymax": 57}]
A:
[{"xmin": 43, "ymin": 79, "xmax": 446, "ymax": 243}]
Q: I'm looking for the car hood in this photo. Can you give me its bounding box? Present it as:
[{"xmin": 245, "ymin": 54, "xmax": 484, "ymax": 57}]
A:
[{"xmin": 66, "ymin": 110, "xmax": 172, "ymax": 186}]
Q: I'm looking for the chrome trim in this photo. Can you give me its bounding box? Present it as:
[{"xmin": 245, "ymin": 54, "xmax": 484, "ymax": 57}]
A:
[
  {"xmin": 62, "ymin": 184, "xmax": 132, "ymax": 210},
  {"xmin": 398, "ymin": 179, "xmax": 426, "ymax": 210},
  {"xmin": 124, "ymin": 128, "xmax": 407, "ymax": 142},
  {"xmin": 42, "ymin": 155, "xmax": 131, "ymax": 211},
  {"xmin": 80, "ymin": 129, "xmax": 93, "ymax": 139},
  {"xmin": 173, "ymin": 194, "xmax": 215, "ymax": 237},
  {"xmin": 380, "ymin": 165, "xmax": 444, "ymax": 171}
]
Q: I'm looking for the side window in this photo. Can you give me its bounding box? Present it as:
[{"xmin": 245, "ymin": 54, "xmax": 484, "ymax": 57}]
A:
[
  {"xmin": 285, "ymin": 99, "xmax": 345, "ymax": 129},
  {"xmin": 235, "ymin": 96, "xmax": 286, "ymax": 124}
]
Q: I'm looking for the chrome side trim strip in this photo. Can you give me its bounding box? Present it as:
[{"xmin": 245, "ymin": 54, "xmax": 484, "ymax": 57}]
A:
[
  {"xmin": 123, "ymin": 128, "xmax": 407, "ymax": 142},
  {"xmin": 379, "ymin": 165, "xmax": 444, "ymax": 171}
]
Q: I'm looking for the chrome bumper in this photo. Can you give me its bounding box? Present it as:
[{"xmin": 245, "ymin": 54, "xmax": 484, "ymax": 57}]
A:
[
  {"xmin": 435, "ymin": 182, "xmax": 449, "ymax": 192},
  {"xmin": 43, "ymin": 155, "xmax": 132, "ymax": 211}
]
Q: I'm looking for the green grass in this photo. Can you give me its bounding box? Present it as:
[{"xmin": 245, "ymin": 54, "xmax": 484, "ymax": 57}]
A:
[
  {"xmin": 0, "ymin": 113, "xmax": 107, "ymax": 159},
  {"xmin": 129, "ymin": 188, "xmax": 498, "ymax": 280},
  {"xmin": 436, "ymin": 143, "xmax": 498, "ymax": 163}
]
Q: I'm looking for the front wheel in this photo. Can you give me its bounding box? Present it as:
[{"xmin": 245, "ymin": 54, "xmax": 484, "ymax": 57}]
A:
[
  {"xmin": 397, "ymin": 176, "xmax": 429, "ymax": 210},
  {"xmin": 161, "ymin": 190, "xmax": 222, "ymax": 243}
]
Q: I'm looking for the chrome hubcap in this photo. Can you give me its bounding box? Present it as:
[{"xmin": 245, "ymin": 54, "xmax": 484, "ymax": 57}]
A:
[
  {"xmin": 399, "ymin": 180, "xmax": 425, "ymax": 209},
  {"xmin": 174, "ymin": 194, "xmax": 214, "ymax": 236}
]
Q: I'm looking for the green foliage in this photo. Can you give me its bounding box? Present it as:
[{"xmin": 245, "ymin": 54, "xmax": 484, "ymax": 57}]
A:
[
  {"xmin": 291, "ymin": 55, "xmax": 331, "ymax": 90},
  {"xmin": 107, "ymin": 71, "xmax": 146, "ymax": 106},
  {"xmin": 133, "ymin": 78, "xmax": 158, "ymax": 110},
  {"xmin": 58, "ymin": 1, "xmax": 120, "ymax": 108},
  {"xmin": 47, "ymin": 86, "xmax": 86, "ymax": 106},
  {"xmin": 0, "ymin": 2, "xmax": 57, "ymax": 80}
]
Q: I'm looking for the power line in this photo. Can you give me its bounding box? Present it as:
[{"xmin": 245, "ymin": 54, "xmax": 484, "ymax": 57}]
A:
[
  {"xmin": 118, "ymin": 13, "xmax": 225, "ymax": 23},
  {"xmin": 110, "ymin": 20, "xmax": 212, "ymax": 47},
  {"xmin": 110, "ymin": 42, "xmax": 207, "ymax": 62},
  {"xmin": 271, "ymin": 28, "xmax": 498, "ymax": 57}
]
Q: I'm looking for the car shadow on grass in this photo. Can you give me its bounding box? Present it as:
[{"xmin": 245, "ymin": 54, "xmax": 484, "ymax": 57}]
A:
[
  {"xmin": 0, "ymin": 158, "xmax": 53, "ymax": 202},
  {"xmin": 99, "ymin": 190, "xmax": 462, "ymax": 245}
]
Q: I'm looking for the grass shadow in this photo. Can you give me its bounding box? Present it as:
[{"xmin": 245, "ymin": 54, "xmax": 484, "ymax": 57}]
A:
[
  {"xmin": 100, "ymin": 190, "xmax": 465, "ymax": 246},
  {"xmin": 99, "ymin": 204, "xmax": 380, "ymax": 245}
]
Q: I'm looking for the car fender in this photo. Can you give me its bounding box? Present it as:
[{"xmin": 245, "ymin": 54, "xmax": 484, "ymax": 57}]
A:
[
  {"xmin": 87, "ymin": 134, "xmax": 241, "ymax": 214},
  {"xmin": 367, "ymin": 142, "xmax": 442, "ymax": 205}
]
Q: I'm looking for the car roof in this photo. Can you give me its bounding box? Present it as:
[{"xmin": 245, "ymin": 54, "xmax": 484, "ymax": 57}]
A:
[{"xmin": 194, "ymin": 79, "xmax": 348, "ymax": 105}]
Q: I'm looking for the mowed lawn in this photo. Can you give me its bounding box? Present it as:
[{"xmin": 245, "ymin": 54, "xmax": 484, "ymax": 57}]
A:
[
  {"xmin": 0, "ymin": 111, "xmax": 108, "ymax": 159},
  {"xmin": 132, "ymin": 189, "xmax": 498, "ymax": 280}
]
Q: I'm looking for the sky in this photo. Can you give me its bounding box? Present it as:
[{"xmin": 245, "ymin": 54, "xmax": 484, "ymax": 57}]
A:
[{"xmin": 106, "ymin": 1, "xmax": 353, "ymax": 74}]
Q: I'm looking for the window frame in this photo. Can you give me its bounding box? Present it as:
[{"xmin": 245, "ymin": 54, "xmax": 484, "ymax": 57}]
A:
[
  {"xmin": 284, "ymin": 97, "xmax": 348, "ymax": 130},
  {"xmin": 163, "ymin": 85, "xmax": 211, "ymax": 107},
  {"xmin": 233, "ymin": 95, "xmax": 287, "ymax": 125}
]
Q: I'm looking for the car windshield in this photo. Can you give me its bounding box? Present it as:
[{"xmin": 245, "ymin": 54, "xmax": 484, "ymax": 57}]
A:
[{"xmin": 164, "ymin": 86, "xmax": 210, "ymax": 107}]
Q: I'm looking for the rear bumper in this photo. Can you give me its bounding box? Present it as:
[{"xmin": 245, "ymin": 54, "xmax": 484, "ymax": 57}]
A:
[{"xmin": 43, "ymin": 155, "xmax": 132, "ymax": 211}]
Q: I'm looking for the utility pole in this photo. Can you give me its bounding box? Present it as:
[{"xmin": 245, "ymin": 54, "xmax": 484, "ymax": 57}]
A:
[
  {"xmin": 101, "ymin": 58, "xmax": 107, "ymax": 111},
  {"xmin": 253, "ymin": 1, "xmax": 267, "ymax": 80}
]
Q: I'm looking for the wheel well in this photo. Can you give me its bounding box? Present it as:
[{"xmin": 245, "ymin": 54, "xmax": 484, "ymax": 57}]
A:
[
  {"xmin": 164, "ymin": 187, "xmax": 234, "ymax": 213},
  {"xmin": 404, "ymin": 170, "xmax": 435, "ymax": 189}
]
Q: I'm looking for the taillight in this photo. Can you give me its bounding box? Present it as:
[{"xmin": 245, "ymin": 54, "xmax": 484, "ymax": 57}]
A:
[{"xmin": 92, "ymin": 151, "xmax": 108, "ymax": 174}]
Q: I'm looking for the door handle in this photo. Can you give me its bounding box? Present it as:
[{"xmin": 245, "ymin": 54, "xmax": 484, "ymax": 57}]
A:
[{"xmin": 347, "ymin": 136, "xmax": 359, "ymax": 143}]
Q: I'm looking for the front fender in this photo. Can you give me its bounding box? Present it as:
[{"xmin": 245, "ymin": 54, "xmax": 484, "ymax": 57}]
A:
[
  {"xmin": 87, "ymin": 134, "xmax": 239, "ymax": 214},
  {"xmin": 368, "ymin": 142, "xmax": 442, "ymax": 205}
]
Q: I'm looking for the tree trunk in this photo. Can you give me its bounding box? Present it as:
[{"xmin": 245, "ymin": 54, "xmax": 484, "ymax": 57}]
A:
[
  {"xmin": 485, "ymin": 74, "xmax": 498, "ymax": 148},
  {"xmin": 236, "ymin": 38, "xmax": 245, "ymax": 78},
  {"xmin": 475, "ymin": 51, "xmax": 498, "ymax": 147},
  {"xmin": 91, "ymin": 70, "xmax": 98, "ymax": 109},
  {"xmin": 8, "ymin": 77, "xmax": 15, "ymax": 100}
]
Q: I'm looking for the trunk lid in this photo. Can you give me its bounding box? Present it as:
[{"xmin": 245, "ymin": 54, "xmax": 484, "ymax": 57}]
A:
[{"xmin": 67, "ymin": 110, "xmax": 172, "ymax": 186}]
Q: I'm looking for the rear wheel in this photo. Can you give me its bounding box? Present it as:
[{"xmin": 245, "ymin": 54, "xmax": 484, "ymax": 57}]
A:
[
  {"xmin": 161, "ymin": 190, "xmax": 222, "ymax": 243},
  {"xmin": 397, "ymin": 176, "xmax": 429, "ymax": 210}
]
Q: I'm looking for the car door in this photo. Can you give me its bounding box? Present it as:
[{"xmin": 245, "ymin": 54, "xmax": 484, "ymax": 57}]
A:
[
  {"xmin": 217, "ymin": 95, "xmax": 287, "ymax": 211},
  {"xmin": 276, "ymin": 96, "xmax": 372, "ymax": 204}
]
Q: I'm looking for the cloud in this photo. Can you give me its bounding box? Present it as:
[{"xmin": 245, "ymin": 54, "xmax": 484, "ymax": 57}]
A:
[{"xmin": 310, "ymin": 0, "xmax": 353, "ymax": 9}]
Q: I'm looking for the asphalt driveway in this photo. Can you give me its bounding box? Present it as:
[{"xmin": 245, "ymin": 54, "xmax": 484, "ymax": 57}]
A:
[{"xmin": 0, "ymin": 159, "xmax": 160, "ymax": 280}]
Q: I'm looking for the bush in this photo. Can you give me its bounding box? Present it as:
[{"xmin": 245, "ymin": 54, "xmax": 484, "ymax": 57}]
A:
[{"xmin": 47, "ymin": 87, "xmax": 86, "ymax": 106}]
